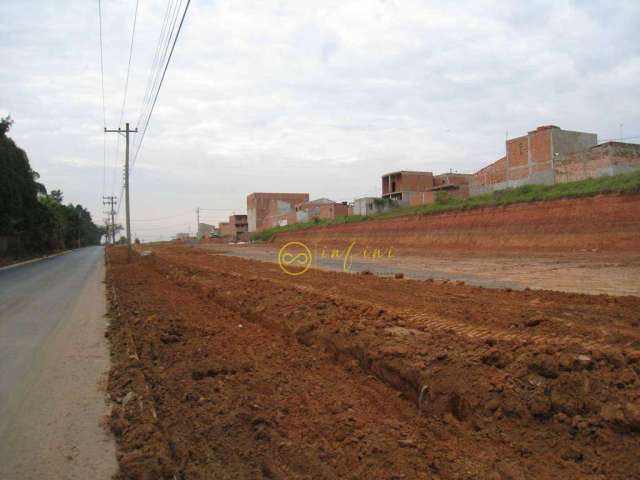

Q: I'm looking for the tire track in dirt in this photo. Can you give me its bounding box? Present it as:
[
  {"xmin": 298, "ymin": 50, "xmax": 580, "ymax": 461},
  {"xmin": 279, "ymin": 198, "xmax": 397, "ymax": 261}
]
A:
[
  {"xmin": 160, "ymin": 247, "xmax": 639, "ymax": 355},
  {"xmin": 107, "ymin": 247, "xmax": 501, "ymax": 479},
  {"xmin": 108, "ymin": 245, "xmax": 640, "ymax": 479}
]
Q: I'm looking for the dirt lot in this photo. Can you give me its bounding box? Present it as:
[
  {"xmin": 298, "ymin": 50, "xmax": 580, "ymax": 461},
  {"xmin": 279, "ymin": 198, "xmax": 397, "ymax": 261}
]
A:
[
  {"xmin": 204, "ymin": 243, "xmax": 640, "ymax": 297},
  {"xmin": 106, "ymin": 244, "xmax": 640, "ymax": 479}
]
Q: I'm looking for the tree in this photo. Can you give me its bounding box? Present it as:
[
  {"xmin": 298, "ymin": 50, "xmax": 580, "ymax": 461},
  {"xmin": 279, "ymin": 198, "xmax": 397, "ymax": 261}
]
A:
[
  {"xmin": 0, "ymin": 117, "xmax": 103, "ymax": 254},
  {"xmin": 50, "ymin": 189, "xmax": 63, "ymax": 203},
  {"xmin": 39, "ymin": 194, "xmax": 67, "ymax": 250},
  {"xmin": 0, "ymin": 115, "xmax": 48, "ymax": 251},
  {"xmin": 0, "ymin": 115, "xmax": 13, "ymax": 136}
]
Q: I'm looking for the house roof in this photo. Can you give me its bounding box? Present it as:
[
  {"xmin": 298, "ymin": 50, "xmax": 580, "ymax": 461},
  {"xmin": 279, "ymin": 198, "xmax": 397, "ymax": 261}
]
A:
[{"xmin": 381, "ymin": 170, "xmax": 433, "ymax": 177}]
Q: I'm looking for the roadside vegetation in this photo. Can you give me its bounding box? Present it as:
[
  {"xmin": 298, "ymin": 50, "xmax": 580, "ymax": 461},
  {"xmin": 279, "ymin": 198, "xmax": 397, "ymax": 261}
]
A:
[
  {"xmin": 0, "ymin": 116, "xmax": 103, "ymax": 257},
  {"xmin": 252, "ymin": 169, "xmax": 640, "ymax": 241}
]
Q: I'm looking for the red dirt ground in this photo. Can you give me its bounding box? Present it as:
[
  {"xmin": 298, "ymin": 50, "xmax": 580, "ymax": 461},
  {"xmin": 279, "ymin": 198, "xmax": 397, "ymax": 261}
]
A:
[
  {"xmin": 106, "ymin": 244, "xmax": 640, "ymax": 479},
  {"xmin": 270, "ymin": 194, "xmax": 640, "ymax": 255}
]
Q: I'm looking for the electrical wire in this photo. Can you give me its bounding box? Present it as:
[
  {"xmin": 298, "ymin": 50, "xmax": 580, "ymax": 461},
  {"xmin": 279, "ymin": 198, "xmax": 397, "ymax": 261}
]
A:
[
  {"xmin": 116, "ymin": 1, "xmax": 183, "ymax": 219},
  {"xmin": 118, "ymin": 0, "xmax": 140, "ymax": 127},
  {"xmin": 136, "ymin": 0, "xmax": 176, "ymax": 131},
  {"xmin": 199, "ymin": 208, "xmax": 243, "ymax": 211},
  {"xmin": 134, "ymin": 0, "xmax": 182, "ymax": 149},
  {"xmin": 133, "ymin": 211, "xmax": 193, "ymax": 222},
  {"xmin": 132, "ymin": 0, "xmax": 191, "ymax": 170},
  {"xmin": 98, "ymin": 0, "xmax": 107, "ymax": 203},
  {"xmin": 600, "ymin": 134, "xmax": 640, "ymax": 143},
  {"xmin": 132, "ymin": 0, "xmax": 183, "ymax": 158},
  {"xmin": 114, "ymin": 0, "xmax": 191, "ymax": 219}
]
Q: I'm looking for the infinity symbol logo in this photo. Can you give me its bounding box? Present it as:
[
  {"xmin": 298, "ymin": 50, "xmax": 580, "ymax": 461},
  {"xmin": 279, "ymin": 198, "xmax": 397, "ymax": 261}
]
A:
[{"xmin": 278, "ymin": 241, "xmax": 313, "ymax": 276}]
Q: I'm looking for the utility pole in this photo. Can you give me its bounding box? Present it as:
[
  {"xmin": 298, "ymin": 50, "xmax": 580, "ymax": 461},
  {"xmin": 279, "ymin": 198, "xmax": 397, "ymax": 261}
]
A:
[
  {"xmin": 105, "ymin": 123, "xmax": 138, "ymax": 261},
  {"xmin": 196, "ymin": 207, "xmax": 200, "ymax": 239},
  {"xmin": 102, "ymin": 195, "xmax": 117, "ymax": 244},
  {"xmin": 103, "ymin": 218, "xmax": 111, "ymax": 245}
]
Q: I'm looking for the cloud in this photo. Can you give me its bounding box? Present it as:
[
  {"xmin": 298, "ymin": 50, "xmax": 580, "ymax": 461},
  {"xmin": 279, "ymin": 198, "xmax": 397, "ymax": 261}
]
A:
[{"xmin": 1, "ymin": 0, "xmax": 639, "ymax": 239}]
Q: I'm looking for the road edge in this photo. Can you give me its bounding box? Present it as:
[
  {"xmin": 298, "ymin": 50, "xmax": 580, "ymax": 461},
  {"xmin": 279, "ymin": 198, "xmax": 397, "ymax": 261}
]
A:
[{"xmin": 0, "ymin": 250, "xmax": 72, "ymax": 273}]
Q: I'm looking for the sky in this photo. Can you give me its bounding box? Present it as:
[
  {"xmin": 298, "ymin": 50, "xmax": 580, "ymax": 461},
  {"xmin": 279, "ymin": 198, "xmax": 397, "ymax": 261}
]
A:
[{"xmin": 1, "ymin": 0, "xmax": 639, "ymax": 241}]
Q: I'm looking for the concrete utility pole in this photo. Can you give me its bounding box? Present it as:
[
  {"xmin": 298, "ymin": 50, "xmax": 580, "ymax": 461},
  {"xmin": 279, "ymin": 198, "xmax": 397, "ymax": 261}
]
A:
[
  {"xmin": 102, "ymin": 195, "xmax": 117, "ymax": 244},
  {"xmin": 105, "ymin": 123, "xmax": 138, "ymax": 261},
  {"xmin": 196, "ymin": 207, "xmax": 200, "ymax": 239}
]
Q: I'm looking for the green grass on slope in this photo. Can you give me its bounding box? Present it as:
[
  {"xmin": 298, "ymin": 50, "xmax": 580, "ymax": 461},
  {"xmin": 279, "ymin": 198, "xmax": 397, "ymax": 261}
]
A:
[{"xmin": 251, "ymin": 169, "xmax": 640, "ymax": 242}]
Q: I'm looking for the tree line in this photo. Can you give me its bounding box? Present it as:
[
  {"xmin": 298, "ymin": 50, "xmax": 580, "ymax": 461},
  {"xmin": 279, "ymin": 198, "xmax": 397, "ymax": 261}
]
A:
[{"xmin": 0, "ymin": 116, "xmax": 104, "ymax": 255}]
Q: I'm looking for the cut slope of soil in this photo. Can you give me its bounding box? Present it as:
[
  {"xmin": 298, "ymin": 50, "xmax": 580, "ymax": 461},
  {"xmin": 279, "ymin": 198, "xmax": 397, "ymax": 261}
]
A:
[{"xmin": 270, "ymin": 194, "xmax": 640, "ymax": 255}]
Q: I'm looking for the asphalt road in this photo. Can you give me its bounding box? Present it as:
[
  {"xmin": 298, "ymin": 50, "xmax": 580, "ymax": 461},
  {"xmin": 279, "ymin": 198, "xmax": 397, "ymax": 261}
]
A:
[{"xmin": 0, "ymin": 246, "xmax": 117, "ymax": 479}]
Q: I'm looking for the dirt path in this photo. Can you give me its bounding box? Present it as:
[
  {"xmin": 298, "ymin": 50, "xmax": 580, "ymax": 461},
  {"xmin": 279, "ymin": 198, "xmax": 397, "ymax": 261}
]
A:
[{"xmin": 106, "ymin": 244, "xmax": 640, "ymax": 479}]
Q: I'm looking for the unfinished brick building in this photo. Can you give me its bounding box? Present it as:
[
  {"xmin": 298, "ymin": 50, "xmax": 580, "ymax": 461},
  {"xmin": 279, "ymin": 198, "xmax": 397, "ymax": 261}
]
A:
[
  {"xmin": 218, "ymin": 221, "xmax": 232, "ymax": 238},
  {"xmin": 220, "ymin": 214, "xmax": 249, "ymax": 241},
  {"xmin": 381, "ymin": 170, "xmax": 472, "ymax": 206},
  {"xmin": 247, "ymin": 192, "xmax": 309, "ymax": 232},
  {"xmin": 409, "ymin": 173, "xmax": 473, "ymax": 206},
  {"xmin": 382, "ymin": 171, "xmax": 434, "ymax": 205},
  {"xmin": 295, "ymin": 198, "xmax": 351, "ymax": 223},
  {"xmin": 469, "ymin": 125, "xmax": 640, "ymax": 196}
]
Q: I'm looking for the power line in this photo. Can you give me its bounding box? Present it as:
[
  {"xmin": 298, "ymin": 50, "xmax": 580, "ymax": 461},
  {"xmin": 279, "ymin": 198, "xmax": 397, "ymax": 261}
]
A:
[
  {"xmin": 109, "ymin": 0, "xmax": 139, "ymax": 212},
  {"xmin": 115, "ymin": 1, "xmax": 182, "ymax": 218},
  {"xmin": 109, "ymin": 0, "xmax": 139, "ymax": 208},
  {"xmin": 601, "ymin": 134, "xmax": 640, "ymax": 143},
  {"xmin": 132, "ymin": 211, "xmax": 192, "ymax": 222},
  {"xmin": 199, "ymin": 208, "xmax": 243, "ymax": 211},
  {"xmin": 132, "ymin": 0, "xmax": 191, "ymax": 171},
  {"xmin": 133, "ymin": 0, "xmax": 183, "ymax": 157},
  {"xmin": 136, "ymin": 0, "xmax": 176, "ymax": 131},
  {"xmin": 98, "ymin": 0, "xmax": 107, "ymax": 204},
  {"xmin": 114, "ymin": 1, "xmax": 191, "ymax": 219},
  {"xmin": 134, "ymin": 0, "xmax": 182, "ymax": 147},
  {"xmin": 132, "ymin": 223, "xmax": 192, "ymax": 231},
  {"xmin": 118, "ymin": 0, "xmax": 140, "ymax": 127}
]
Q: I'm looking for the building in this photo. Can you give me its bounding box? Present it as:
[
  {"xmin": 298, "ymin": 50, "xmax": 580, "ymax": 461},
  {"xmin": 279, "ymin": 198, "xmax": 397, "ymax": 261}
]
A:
[
  {"xmin": 227, "ymin": 214, "xmax": 248, "ymax": 241},
  {"xmin": 319, "ymin": 201, "xmax": 350, "ymax": 219},
  {"xmin": 295, "ymin": 198, "xmax": 334, "ymax": 223},
  {"xmin": 554, "ymin": 141, "xmax": 640, "ymax": 183},
  {"xmin": 470, "ymin": 125, "xmax": 605, "ymax": 196},
  {"xmin": 353, "ymin": 197, "xmax": 378, "ymax": 216},
  {"xmin": 295, "ymin": 198, "xmax": 351, "ymax": 223},
  {"xmin": 381, "ymin": 171, "xmax": 434, "ymax": 205},
  {"xmin": 197, "ymin": 222, "xmax": 216, "ymax": 239},
  {"xmin": 409, "ymin": 172, "xmax": 473, "ymax": 206},
  {"xmin": 352, "ymin": 196, "xmax": 400, "ymax": 215},
  {"xmin": 380, "ymin": 170, "xmax": 472, "ymax": 207},
  {"xmin": 175, "ymin": 232, "xmax": 190, "ymax": 241},
  {"xmin": 218, "ymin": 221, "xmax": 232, "ymax": 238},
  {"xmin": 247, "ymin": 192, "xmax": 309, "ymax": 232}
]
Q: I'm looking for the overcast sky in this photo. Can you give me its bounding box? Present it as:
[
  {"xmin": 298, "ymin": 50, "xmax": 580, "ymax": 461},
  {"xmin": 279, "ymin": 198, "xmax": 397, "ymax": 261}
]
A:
[{"xmin": 1, "ymin": 0, "xmax": 639, "ymax": 241}]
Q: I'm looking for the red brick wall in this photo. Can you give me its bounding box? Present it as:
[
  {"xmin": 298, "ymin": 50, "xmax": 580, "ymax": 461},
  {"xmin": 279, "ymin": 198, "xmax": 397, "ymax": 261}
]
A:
[
  {"xmin": 472, "ymin": 157, "xmax": 507, "ymax": 187},
  {"xmin": 317, "ymin": 203, "xmax": 350, "ymax": 219},
  {"xmin": 264, "ymin": 211, "xmax": 297, "ymax": 229},
  {"xmin": 506, "ymin": 135, "xmax": 528, "ymax": 168},
  {"xmin": 399, "ymin": 173, "xmax": 434, "ymax": 192},
  {"xmin": 219, "ymin": 222, "xmax": 234, "ymax": 238},
  {"xmin": 247, "ymin": 193, "xmax": 309, "ymax": 231},
  {"xmin": 383, "ymin": 173, "xmax": 434, "ymax": 194},
  {"xmin": 409, "ymin": 192, "xmax": 433, "ymax": 206},
  {"xmin": 555, "ymin": 143, "xmax": 640, "ymax": 183}
]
